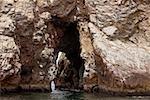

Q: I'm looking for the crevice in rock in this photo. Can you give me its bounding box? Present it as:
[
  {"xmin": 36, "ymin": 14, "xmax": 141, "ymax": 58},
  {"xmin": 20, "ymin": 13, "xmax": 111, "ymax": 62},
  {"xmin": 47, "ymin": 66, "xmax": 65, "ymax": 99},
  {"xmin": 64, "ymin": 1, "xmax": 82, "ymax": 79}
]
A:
[
  {"xmin": 20, "ymin": 65, "xmax": 32, "ymax": 83},
  {"xmin": 53, "ymin": 20, "xmax": 85, "ymax": 90}
]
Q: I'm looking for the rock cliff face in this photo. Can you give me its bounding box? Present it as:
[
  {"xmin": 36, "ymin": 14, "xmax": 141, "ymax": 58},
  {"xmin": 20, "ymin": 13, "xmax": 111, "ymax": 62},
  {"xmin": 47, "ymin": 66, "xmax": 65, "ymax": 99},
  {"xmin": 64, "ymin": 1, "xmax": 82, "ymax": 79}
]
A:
[
  {"xmin": 86, "ymin": 0, "xmax": 150, "ymax": 94},
  {"xmin": 0, "ymin": 0, "xmax": 150, "ymax": 95}
]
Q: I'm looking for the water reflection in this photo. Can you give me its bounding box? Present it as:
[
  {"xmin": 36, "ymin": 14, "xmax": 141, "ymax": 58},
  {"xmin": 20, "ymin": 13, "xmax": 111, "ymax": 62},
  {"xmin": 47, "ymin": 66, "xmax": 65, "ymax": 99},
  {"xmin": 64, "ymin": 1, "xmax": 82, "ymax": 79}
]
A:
[{"xmin": 1, "ymin": 91, "xmax": 150, "ymax": 100}]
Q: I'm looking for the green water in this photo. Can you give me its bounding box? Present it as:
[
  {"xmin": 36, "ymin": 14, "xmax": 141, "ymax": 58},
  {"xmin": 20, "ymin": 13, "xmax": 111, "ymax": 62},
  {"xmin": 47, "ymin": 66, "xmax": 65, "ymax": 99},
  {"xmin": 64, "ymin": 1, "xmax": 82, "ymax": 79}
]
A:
[{"xmin": 0, "ymin": 91, "xmax": 150, "ymax": 100}]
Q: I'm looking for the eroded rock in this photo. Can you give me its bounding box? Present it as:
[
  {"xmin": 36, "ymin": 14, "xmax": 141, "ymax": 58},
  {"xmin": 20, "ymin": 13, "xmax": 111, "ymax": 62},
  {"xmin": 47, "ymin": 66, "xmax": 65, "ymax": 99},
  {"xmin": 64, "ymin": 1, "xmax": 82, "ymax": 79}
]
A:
[
  {"xmin": 0, "ymin": 0, "xmax": 150, "ymax": 95},
  {"xmin": 86, "ymin": 0, "xmax": 150, "ymax": 94}
]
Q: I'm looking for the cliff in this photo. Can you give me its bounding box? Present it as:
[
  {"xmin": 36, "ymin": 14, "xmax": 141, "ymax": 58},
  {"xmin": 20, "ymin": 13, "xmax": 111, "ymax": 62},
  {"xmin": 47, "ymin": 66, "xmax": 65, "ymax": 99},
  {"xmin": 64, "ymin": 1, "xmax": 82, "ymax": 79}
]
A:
[{"xmin": 0, "ymin": 0, "xmax": 150, "ymax": 95}]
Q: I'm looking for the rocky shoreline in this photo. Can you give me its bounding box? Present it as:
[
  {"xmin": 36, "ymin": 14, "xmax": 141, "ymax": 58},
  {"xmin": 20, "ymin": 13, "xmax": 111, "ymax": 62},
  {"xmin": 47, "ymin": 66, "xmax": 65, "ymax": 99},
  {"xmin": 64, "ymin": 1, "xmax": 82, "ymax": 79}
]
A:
[{"xmin": 0, "ymin": 0, "xmax": 150, "ymax": 95}]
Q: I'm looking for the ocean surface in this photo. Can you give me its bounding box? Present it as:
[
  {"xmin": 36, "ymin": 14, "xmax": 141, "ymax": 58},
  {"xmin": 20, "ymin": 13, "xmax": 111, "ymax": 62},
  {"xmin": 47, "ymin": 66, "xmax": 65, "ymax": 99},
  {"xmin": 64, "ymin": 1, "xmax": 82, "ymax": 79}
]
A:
[{"xmin": 0, "ymin": 90, "xmax": 150, "ymax": 100}]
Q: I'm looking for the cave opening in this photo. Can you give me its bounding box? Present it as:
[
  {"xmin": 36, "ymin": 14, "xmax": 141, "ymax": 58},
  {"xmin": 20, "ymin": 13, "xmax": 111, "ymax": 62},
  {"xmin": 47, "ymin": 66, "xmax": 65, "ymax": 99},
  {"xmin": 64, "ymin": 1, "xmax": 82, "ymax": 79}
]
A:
[{"xmin": 55, "ymin": 21, "xmax": 84, "ymax": 90}]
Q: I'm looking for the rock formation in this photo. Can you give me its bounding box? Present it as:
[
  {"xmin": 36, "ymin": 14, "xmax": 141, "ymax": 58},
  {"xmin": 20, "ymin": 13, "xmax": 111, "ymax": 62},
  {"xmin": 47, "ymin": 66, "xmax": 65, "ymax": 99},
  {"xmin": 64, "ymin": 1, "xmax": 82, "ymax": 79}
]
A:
[
  {"xmin": 86, "ymin": 0, "xmax": 150, "ymax": 95},
  {"xmin": 0, "ymin": 0, "xmax": 150, "ymax": 95}
]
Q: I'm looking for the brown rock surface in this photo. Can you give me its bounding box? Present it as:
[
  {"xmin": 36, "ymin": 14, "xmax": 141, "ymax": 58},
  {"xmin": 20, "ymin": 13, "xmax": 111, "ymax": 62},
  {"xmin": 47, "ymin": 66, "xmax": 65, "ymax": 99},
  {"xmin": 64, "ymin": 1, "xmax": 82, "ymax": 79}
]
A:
[
  {"xmin": 0, "ymin": 0, "xmax": 150, "ymax": 95},
  {"xmin": 86, "ymin": 0, "xmax": 150, "ymax": 94},
  {"xmin": 0, "ymin": 0, "xmax": 63, "ymax": 92}
]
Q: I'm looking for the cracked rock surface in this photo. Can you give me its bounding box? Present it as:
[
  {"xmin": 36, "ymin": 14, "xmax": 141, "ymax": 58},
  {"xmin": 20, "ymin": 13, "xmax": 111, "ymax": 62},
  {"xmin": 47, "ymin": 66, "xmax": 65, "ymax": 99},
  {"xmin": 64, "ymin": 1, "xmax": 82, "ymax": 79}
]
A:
[
  {"xmin": 86, "ymin": 0, "xmax": 150, "ymax": 94},
  {"xmin": 0, "ymin": 0, "xmax": 150, "ymax": 95}
]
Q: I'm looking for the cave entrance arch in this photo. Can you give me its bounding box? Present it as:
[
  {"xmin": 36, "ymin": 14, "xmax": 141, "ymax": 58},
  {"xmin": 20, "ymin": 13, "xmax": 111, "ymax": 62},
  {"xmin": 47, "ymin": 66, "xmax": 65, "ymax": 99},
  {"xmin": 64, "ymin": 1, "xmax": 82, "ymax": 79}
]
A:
[{"xmin": 55, "ymin": 21, "xmax": 84, "ymax": 90}]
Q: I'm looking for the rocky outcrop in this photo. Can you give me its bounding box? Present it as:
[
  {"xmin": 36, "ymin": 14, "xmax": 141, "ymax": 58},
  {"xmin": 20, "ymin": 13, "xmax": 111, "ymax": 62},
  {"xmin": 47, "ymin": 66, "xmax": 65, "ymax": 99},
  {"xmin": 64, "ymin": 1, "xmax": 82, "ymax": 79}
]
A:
[
  {"xmin": 0, "ymin": 0, "xmax": 63, "ymax": 92},
  {"xmin": 78, "ymin": 22, "xmax": 98, "ymax": 92},
  {"xmin": 0, "ymin": 0, "xmax": 85, "ymax": 93},
  {"xmin": 0, "ymin": 0, "xmax": 150, "ymax": 95},
  {"xmin": 85, "ymin": 0, "xmax": 150, "ymax": 94},
  {"xmin": 0, "ymin": 35, "xmax": 21, "ymax": 86}
]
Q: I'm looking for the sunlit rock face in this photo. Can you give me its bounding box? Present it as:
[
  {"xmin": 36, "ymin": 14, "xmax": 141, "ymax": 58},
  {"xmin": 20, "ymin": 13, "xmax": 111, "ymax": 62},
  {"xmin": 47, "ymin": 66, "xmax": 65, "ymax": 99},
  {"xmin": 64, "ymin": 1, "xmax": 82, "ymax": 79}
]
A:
[
  {"xmin": 0, "ymin": 0, "xmax": 85, "ymax": 92},
  {"xmin": 0, "ymin": 0, "xmax": 150, "ymax": 95},
  {"xmin": 0, "ymin": 0, "xmax": 63, "ymax": 91},
  {"xmin": 78, "ymin": 22, "xmax": 98, "ymax": 92},
  {"xmin": 0, "ymin": 35, "xmax": 21, "ymax": 86},
  {"xmin": 0, "ymin": 0, "xmax": 21, "ymax": 87},
  {"xmin": 86, "ymin": 0, "xmax": 150, "ymax": 94}
]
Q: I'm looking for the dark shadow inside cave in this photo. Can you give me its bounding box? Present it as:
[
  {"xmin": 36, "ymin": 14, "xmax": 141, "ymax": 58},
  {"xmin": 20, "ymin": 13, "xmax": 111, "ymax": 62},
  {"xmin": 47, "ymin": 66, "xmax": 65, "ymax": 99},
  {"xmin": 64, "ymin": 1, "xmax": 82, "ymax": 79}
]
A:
[
  {"xmin": 55, "ymin": 22, "xmax": 85, "ymax": 90},
  {"xmin": 20, "ymin": 65, "xmax": 32, "ymax": 83}
]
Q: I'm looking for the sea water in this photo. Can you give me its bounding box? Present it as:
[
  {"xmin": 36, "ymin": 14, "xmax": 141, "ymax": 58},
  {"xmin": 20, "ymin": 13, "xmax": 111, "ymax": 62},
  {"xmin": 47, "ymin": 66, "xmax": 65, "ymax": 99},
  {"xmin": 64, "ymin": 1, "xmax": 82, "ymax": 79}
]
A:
[{"xmin": 1, "ymin": 91, "xmax": 150, "ymax": 100}]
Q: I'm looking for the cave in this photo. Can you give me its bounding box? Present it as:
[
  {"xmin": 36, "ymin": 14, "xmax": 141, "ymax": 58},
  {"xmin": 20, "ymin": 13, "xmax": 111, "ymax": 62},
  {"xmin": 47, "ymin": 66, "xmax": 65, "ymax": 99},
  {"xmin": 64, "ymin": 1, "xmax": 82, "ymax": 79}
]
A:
[
  {"xmin": 54, "ymin": 21, "xmax": 84, "ymax": 90},
  {"xmin": 20, "ymin": 65, "xmax": 32, "ymax": 83}
]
